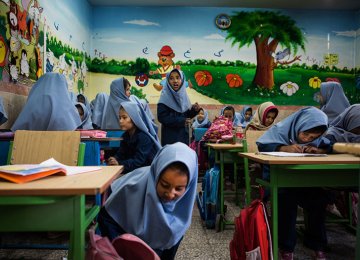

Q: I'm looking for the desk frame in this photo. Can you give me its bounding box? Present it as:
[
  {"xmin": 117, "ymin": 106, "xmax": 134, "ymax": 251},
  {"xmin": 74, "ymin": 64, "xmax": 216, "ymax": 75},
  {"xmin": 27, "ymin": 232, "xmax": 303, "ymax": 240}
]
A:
[
  {"xmin": 0, "ymin": 166, "xmax": 122, "ymax": 260},
  {"xmin": 238, "ymin": 153, "xmax": 360, "ymax": 260}
]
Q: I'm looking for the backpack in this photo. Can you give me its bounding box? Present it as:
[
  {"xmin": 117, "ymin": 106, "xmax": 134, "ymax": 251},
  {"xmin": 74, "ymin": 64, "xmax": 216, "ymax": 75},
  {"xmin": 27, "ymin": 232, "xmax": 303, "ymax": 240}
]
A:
[
  {"xmin": 229, "ymin": 199, "xmax": 273, "ymax": 260},
  {"xmin": 196, "ymin": 165, "xmax": 220, "ymax": 229},
  {"xmin": 201, "ymin": 116, "xmax": 233, "ymax": 142}
]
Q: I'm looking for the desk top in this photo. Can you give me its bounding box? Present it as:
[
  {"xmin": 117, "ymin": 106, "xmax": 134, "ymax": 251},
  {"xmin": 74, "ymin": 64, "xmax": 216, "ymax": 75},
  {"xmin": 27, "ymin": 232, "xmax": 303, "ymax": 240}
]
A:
[
  {"xmin": 239, "ymin": 153, "xmax": 360, "ymax": 165},
  {"xmin": 81, "ymin": 137, "xmax": 123, "ymax": 142},
  {"xmin": 0, "ymin": 166, "xmax": 123, "ymax": 196},
  {"xmin": 207, "ymin": 143, "xmax": 243, "ymax": 150}
]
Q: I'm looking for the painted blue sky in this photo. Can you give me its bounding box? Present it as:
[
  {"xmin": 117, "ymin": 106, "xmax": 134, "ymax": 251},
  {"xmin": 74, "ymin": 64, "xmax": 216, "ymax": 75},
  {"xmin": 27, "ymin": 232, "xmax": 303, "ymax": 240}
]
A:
[{"xmin": 39, "ymin": 2, "xmax": 359, "ymax": 68}]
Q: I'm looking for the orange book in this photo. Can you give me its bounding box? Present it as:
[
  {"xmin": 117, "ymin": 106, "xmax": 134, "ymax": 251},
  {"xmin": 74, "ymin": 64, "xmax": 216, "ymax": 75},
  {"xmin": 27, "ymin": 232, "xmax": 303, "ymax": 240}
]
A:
[{"xmin": 0, "ymin": 158, "xmax": 101, "ymax": 184}]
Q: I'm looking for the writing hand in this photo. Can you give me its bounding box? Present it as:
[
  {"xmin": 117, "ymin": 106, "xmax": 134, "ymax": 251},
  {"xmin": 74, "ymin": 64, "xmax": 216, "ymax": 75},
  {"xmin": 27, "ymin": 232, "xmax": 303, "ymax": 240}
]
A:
[{"xmin": 107, "ymin": 157, "xmax": 119, "ymax": 166}]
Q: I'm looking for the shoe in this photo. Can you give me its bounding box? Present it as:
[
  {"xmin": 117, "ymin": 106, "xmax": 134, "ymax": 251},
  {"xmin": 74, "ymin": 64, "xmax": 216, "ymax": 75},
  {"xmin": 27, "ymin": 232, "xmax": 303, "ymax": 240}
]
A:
[
  {"xmin": 314, "ymin": 250, "xmax": 326, "ymax": 260},
  {"xmin": 279, "ymin": 250, "xmax": 293, "ymax": 260}
]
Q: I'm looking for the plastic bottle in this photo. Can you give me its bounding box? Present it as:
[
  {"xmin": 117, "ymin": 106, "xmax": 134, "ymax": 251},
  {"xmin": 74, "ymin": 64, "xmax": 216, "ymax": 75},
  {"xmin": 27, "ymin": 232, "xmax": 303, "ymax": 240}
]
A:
[{"xmin": 235, "ymin": 127, "xmax": 244, "ymax": 143}]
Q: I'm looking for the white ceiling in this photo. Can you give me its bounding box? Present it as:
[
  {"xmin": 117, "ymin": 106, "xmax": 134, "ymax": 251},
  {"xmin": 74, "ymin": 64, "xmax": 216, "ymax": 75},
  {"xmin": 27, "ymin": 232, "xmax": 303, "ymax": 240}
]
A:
[{"xmin": 87, "ymin": 0, "xmax": 360, "ymax": 10}]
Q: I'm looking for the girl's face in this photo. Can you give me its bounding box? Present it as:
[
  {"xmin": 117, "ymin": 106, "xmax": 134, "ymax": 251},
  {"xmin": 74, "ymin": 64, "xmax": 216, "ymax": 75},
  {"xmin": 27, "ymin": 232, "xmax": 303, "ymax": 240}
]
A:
[
  {"xmin": 298, "ymin": 131, "xmax": 322, "ymax": 144},
  {"xmin": 76, "ymin": 106, "xmax": 84, "ymax": 121},
  {"xmin": 264, "ymin": 111, "xmax": 277, "ymax": 127},
  {"xmin": 156, "ymin": 167, "xmax": 188, "ymax": 203},
  {"xmin": 223, "ymin": 110, "xmax": 234, "ymax": 122},
  {"xmin": 245, "ymin": 110, "xmax": 252, "ymax": 121},
  {"xmin": 118, "ymin": 108, "xmax": 135, "ymax": 131},
  {"xmin": 125, "ymin": 84, "xmax": 131, "ymax": 97},
  {"xmin": 197, "ymin": 110, "xmax": 205, "ymax": 122},
  {"xmin": 168, "ymin": 71, "xmax": 182, "ymax": 92}
]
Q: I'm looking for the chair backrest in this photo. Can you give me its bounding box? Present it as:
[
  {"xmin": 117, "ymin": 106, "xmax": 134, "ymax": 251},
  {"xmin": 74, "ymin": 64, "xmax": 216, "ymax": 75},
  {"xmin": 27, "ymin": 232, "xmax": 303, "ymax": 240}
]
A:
[
  {"xmin": 244, "ymin": 130, "xmax": 266, "ymax": 153},
  {"xmin": 10, "ymin": 130, "xmax": 82, "ymax": 166}
]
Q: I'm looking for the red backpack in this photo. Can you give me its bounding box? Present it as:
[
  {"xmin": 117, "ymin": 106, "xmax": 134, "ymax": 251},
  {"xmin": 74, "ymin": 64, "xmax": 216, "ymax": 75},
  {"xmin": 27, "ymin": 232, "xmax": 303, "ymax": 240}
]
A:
[{"xmin": 229, "ymin": 199, "xmax": 273, "ymax": 260}]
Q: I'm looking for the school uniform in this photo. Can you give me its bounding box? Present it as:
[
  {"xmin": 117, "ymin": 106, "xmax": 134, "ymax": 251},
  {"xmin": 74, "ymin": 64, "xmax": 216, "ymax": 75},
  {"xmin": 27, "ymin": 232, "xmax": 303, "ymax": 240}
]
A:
[
  {"xmin": 237, "ymin": 105, "xmax": 253, "ymax": 128},
  {"xmin": 220, "ymin": 106, "xmax": 241, "ymax": 127},
  {"xmin": 319, "ymin": 81, "xmax": 350, "ymax": 124},
  {"xmin": 0, "ymin": 97, "xmax": 8, "ymax": 126},
  {"xmin": 98, "ymin": 142, "xmax": 198, "ymax": 259},
  {"xmin": 90, "ymin": 92, "xmax": 109, "ymax": 129},
  {"xmin": 157, "ymin": 69, "xmax": 197, "ymax": 146},
  {"xmin": 11, "ymin": 73, "xmax": 81, "ymax": 131},
  {"xmin": 325, "ymin": 104, "xmax": 360, "ymax": 144},
  {"xmin": 245, "ymin": 101, "xmax": 278, "ymax": 132},
  {"xmin": 113, "ymin": 101, "xmax": 161, "ymax": 174},
  {"xmin": 256, "ymin": 107, "xmax": 331, "ymax": 253},
  {"xmin": 75, "ymin": 102, "xmax": 93, "ymax": 130}
]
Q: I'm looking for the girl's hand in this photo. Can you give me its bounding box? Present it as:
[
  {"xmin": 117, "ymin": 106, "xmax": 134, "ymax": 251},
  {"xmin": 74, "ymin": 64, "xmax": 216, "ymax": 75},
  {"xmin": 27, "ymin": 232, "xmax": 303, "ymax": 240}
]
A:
[
  {"xmin": 279, "ymin": 144, "xmax": 304, "ymax": 153},
  {"xmin": 303, "ymin": 146, "xmax": 327, "ymax": 154},
  {"xmin": 107, "ymin": 157, "xmax": 119, "ymax": 165}
]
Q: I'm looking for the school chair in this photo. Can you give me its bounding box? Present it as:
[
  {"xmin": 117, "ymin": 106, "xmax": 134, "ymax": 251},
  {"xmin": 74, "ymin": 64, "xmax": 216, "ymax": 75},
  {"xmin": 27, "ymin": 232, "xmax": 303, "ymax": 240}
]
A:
[
  {"xmin": 243, "ymin": 130, "xmax": 266, "ymax": 205},
  {"xmin": 1, "ymin": 130, "xmax": 87, "ymax": 254}
]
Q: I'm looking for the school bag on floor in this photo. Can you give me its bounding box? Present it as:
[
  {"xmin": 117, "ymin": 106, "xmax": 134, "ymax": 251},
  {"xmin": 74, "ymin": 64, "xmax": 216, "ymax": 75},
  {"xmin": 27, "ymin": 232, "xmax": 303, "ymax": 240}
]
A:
[
  {"xmin": 229, "ymin": 199, "xmax": 273, "ymax": 260},
  {"xmin": 196, "ymin": 165, "xmax": 220, "ymax": 229}
]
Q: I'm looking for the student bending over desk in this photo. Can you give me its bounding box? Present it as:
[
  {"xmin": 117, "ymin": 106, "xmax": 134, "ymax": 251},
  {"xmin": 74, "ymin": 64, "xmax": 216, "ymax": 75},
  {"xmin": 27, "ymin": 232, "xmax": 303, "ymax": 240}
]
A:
[
  {"xmin": 107, "ymin": 101, "xmax": 161, "ymax": 174},
  {"xmin": 98, "ymin": 142, "xmax": 198, "ymax": 260},
  {"xmin": 256, "ymin": 107, "xmax": 331, "ymax": 260}
]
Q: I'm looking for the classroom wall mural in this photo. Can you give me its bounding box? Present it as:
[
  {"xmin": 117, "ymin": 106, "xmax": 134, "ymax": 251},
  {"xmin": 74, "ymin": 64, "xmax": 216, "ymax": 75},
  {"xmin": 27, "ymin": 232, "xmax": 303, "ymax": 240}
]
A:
[{"xmin": 1, "ymin": 2, "xmax": 359, "ymax": 107}]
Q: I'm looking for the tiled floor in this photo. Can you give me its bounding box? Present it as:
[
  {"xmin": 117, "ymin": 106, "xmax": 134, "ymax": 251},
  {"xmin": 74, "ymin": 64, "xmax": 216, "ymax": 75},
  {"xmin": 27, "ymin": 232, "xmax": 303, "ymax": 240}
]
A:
[{"xmin": 0, "ymin": 192, "xmax": 356, "ymax": 260}]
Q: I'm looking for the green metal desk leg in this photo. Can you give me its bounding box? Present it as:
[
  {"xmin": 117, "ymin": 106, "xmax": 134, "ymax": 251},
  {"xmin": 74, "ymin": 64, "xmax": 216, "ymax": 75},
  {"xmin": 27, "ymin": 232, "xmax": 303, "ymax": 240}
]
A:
[
  {"xmin": 219, "ymin": 150, "xmax": 225, "ymax": 231},
  {"xmin": 271, "ymin": 166, "xmax": 279, "ymax": 260},
  {"xmin": 69, "ymin": 195, "xmax": 85, "ymax": 260},
  {"xmin": 244, "ymin": 157, "xmax": 251, "ymax": 205}
]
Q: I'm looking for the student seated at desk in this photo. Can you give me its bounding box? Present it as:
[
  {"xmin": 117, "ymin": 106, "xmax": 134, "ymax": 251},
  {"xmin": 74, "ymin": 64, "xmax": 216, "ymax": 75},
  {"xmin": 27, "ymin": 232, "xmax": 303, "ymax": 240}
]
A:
[
  {"xmin": 107, "ymin": 101, "xmax": 161, "ymax": 174},
  {"xmin": 245, "ymin": 101, "xmax": 278, "ymax": 132},
  {"xmin": 91, "ymin": 92, "xmax": 109, "ymax": 129},
  {"xmin": 75, "ymin": 102, "xmax": 93, "ymax": 129},
  {"xmin": 98, "ymin": 142, "xmax": 198, "ymax": 260},
  {"xmin": 237, "ymin": 105, "xmax": 253, "ymax": 129},
  {"xmin": 256, "ymin": 107, "xmax": 331, "ymax": 260},
  {"xmin": 220, "ymin": 106, "xmax": 241, "ymax": 128},
  {"xmin": 0, "ymin": 96, "xmax": 8, "ymax": 126},
  {"xmin": 11, "ymin": 73, "xmax": 81, "ymax": 131}
]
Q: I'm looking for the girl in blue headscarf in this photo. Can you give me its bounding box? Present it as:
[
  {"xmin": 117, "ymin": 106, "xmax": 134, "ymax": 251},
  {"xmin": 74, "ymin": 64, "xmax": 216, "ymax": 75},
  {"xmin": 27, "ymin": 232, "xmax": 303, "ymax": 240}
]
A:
[
  {"xmin": 107, "ymin": 101, "xmax": 161, "ymax": 174},
  {"xmin": 75, "ymin": 102, "xmax": 93, "ymax": 130},
  {"xmin": 318, "ymin": 81, "xmax": 350, "ymax": 124},
  {"xmin": 91, "ymin": 92, "xmax": 109, "ymax": 129},
  {"xmin": 0, "ymin": 96, "xmax": 8, "ymax": 126},
  {"xmin": 98, "ymin": 142, "xmax": 198, "ymax": 260},
  {"xmin": 256, "ymin": 107, "xmax": 331, "ymax": 260},
  {"xmin": 11, "ymin": 73, "xmax": 81, "ymax": 131},
  {"xmin": 325, "ymin": 104, "xmax": 360, "ymax": 144},
  {"xmin": 237, "ymin": 105, "xmax": 253, "ymax": 129},
  {"xmin": 157, "ymin": 69, "xmax": 200, "ymax": 146},
  {"xmin": 192, "ymin": 108, "xmax": 211, "ymax": 129}
]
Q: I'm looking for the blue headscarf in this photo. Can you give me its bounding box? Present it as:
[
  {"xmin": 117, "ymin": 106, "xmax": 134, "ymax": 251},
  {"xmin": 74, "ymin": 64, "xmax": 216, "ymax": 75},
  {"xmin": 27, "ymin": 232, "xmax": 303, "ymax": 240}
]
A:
[
  {"xmin": 121, "ymin": 101, "xmax": 161, "ymax": 150},
  {"xmin": 11, "ymin": 73, "xmax": 81, "ymax": 131},
  {"xmin": 192, "ymin": 109, "xmax": 210, "ymax": 128},
  {"xmin": 68, "ymin": 92, "xmax": 78, "ymax": 104},
  {"xmin": 237, "ymin": 106, "xmax": 253, "ymax": 128},
  {"xmin": 75, "ymin": 102, "xmax": 93, "ymax": 130},
  {"xmin": 220, "ymin": 106, "xmax": 241, "ymax": 127},
  {"xmin": 0, "ymin": 96, "xmax": 8, "ymax": 126},
  {"xmin": 158, "ymin": 69, "xmax": 191, "ymax": 113},
  {"xmin": 257, "ymin": 107, "xmax": 328, "ymax": 149},
  {"xmin": 105, "ymin": 142, "xmax": 198, "ymax": 250},
  {"xmin": 102, "ymin": 78, "xmax": 130, "ymax": 129},
  {"xmin": 319, "ymin": 82, "xmax": 350, "ymax": 124},
  {"xmin": 91, "ymin": 93, "xmax": 109, "ymax": 128},
  {"xmin": 130, "ymin": 95, "xmax": 158, "ymax": 133},
  {"xmin": 326, "ymin": 104, "xmax": 360, "ymax": 143},
  {"xmin": 77, "ymin": 93, "xmax": 92, "ymax": 115}
]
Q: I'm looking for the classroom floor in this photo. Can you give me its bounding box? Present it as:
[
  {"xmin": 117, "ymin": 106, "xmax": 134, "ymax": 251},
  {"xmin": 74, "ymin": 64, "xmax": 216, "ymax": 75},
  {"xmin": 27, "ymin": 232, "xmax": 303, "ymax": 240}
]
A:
[{"xmin": 0, "ymin": 187, "xmax": 356, "ymax": 260}]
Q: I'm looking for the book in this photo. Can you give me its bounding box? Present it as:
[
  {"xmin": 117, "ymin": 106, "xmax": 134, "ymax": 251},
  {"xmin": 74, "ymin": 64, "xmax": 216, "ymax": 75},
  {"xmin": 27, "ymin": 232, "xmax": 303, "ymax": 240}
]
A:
[
  {"xmin": 258, "ymin": 152, "xmax": 328, "ymax": 157},
  {"xmin": 0, "ymin": 158, "xmax": 101, "ymax": 184}
]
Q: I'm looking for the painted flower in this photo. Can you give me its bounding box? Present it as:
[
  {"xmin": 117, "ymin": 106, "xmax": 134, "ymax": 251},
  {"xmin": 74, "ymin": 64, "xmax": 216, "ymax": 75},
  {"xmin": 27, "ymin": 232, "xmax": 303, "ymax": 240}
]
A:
[
  {"xmin": 325, "ymin": 77, "xmax": 340, "ymax": 83},
  {"xmin": 194, "ymin": 70, "xmax": 213, "ymax": 86},
  {"xmin": 280, "ymin": 81, "xmax": 299, "ymax": 96},
  {"xmin": 309, "ymin": 77, "xmax": 322, "ymax": 89},
  {"xmin": 226, "ymin": 74, "xmax": 243, "ymax": 88}
]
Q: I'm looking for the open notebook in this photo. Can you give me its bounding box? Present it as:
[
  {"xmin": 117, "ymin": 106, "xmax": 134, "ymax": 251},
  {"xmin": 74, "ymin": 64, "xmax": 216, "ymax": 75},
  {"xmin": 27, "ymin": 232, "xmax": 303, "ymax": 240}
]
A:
[
  {"xmin": 258, "ymin": 152, "xmax": 328, "ymax": 157},
  {"xmin": 0, "ymin": 158, "xmax": 101, "ymax": 184}
]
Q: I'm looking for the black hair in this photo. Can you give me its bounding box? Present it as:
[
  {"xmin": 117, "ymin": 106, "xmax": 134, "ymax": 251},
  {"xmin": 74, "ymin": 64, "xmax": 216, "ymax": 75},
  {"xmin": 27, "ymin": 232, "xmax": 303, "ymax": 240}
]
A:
[
  {"xmin": 160, "ymin": 161, "xmax": 189, "ymax": 185},
  {"xmin": 123, "ymin": 78, "xmax": 130, "ymax": 90},
  {"xmin": 223, "ymin": 106, "xmax": 235, "ymax": 115},
  {"xmin": 246, "ymin": 107, "xmax": 252, "ymax": 113},
  {"xmin": 198, "ymin": 107, "xmax": 205, "ymax": 114},
  {"xmin": 303, "ymin": 125, "xmax": 327, "ymax": 134}
]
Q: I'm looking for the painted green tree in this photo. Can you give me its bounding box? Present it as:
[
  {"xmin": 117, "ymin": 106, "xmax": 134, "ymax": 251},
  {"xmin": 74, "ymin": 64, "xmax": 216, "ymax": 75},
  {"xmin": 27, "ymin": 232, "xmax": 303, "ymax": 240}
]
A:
[{"xmin": 227, "ymin": 11, "xmax": 306, "ymax": 89}]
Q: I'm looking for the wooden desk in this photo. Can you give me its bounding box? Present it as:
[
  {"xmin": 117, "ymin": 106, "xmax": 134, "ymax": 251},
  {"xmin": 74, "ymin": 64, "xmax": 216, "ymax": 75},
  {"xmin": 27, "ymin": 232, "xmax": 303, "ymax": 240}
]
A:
[
  {"xmin": 0, "ymin": 166, "xmax": 123, "ymax": 260},
  {"xmin": 238, "ymin": 153, "xmax": 360, "ymax": 260},
  {"xmin": 207, "ymin": 143, "xmax": 244, "ymax": 230}
]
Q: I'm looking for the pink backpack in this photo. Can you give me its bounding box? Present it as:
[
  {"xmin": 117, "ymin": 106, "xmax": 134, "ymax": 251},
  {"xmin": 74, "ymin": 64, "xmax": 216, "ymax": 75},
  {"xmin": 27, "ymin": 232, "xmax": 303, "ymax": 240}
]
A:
[{"xmin": 201, "ymin": 116, "xmax": 233, "ymax": 142}]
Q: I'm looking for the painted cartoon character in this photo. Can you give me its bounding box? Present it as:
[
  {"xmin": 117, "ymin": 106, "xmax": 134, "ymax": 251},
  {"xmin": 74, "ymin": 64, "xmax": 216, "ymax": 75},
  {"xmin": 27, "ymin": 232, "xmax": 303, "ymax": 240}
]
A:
[
  {"xmin": 10, "ymin": 30, "xmax": 21, "ymax": 53},
  {"xmin": 46, "ymin": 48, "xmax": 55, "ymax": 72},
  {"xmin": 9, "ymin": 55, "xmax": 18, "ymax": 83},
  {"xmin": 8, "ymin": 0, "xmax": 18, "ymax": 33},
  {"xmin": 35, "ymin": 46, "xmax": 42, "ymax": 79},
  {"xmin": 17, "ymin": 7, "xmax": 29, "ymax": 42},
  {"xmin": 20, "ymin": 49, "xmax": 29, "ymax": 77},
  {"xmin": 149, "ymin": 45, "xmax": 180, "ymax": 91},
  {"xmin": 0, "ymin": 35, "xmax": 7, "ymax": 68},
  {"xmin": 28, "ymin": 0, "xmax": 43, "ymax": 43}
]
